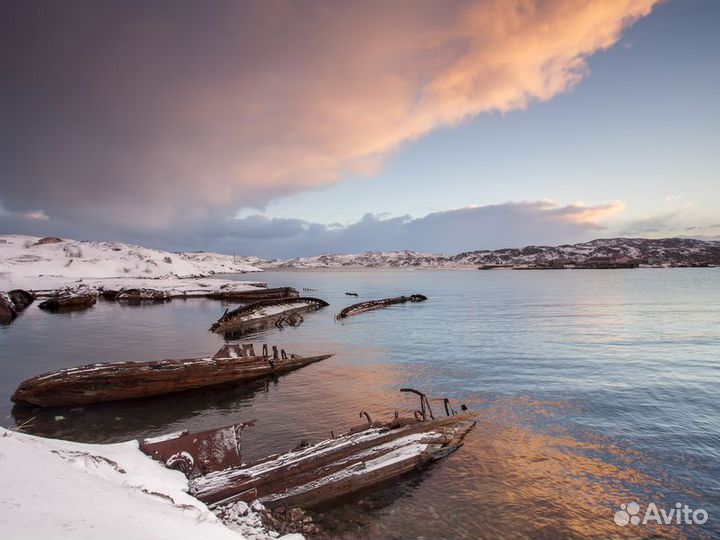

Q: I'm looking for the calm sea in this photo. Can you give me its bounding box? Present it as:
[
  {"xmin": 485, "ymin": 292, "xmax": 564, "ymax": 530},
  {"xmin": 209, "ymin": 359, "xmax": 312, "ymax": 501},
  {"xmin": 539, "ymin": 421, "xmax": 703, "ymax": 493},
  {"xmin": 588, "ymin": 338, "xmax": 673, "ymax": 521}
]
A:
[{"xmin": 1, "ymin": 269, "xmax": 718, "ymax": 539}]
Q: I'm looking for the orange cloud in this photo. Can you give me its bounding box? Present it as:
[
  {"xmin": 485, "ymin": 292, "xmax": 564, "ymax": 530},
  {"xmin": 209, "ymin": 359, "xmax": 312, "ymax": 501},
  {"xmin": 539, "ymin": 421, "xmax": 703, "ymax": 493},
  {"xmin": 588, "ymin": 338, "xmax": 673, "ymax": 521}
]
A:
[
  {"xmin": 1, "ymin": 1, "xmax": 659, "ymax": 229},
  {"xmin": 552, "ymin": 201, "xmax": 627, "ymax": 225}
]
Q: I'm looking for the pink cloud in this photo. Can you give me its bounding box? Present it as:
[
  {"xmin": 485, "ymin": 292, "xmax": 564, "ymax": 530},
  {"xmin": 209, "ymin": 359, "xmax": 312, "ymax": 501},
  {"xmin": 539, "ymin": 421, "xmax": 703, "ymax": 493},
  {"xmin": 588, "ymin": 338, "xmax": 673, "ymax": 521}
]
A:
[{"xmin": 1, "ymin": 1, "xmax": 658, "ymax": 229}]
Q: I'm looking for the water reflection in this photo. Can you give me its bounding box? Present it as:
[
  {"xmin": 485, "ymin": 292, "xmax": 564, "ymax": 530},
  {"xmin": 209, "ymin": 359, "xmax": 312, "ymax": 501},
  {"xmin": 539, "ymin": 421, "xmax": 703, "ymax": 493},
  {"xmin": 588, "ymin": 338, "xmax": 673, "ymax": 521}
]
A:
[{"xmin": 1, "ymin": 268, "xmax": 717, "ymax": 539}]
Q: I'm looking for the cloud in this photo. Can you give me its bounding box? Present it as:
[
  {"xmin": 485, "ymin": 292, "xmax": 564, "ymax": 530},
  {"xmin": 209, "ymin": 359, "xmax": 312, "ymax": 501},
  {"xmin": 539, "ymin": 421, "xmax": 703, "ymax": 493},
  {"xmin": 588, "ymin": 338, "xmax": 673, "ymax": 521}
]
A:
[
  {"xmin": 0, "ymin": 0, "xmax": 658, "ymax": 231},
  {"xmin": 21, "ymin": 210, "xmax": 49, "ymax": 221},
  {"xmin": 184, "ymin": 200, "xmax": 626, "ymax": 257}
]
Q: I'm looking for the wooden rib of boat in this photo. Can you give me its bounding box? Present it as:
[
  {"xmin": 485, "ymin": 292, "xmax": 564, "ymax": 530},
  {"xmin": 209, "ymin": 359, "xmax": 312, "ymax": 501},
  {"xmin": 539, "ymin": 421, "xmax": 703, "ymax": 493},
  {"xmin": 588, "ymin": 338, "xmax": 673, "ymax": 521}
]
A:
[
  {"xmin": 206, "ymin": 287, "xmax": 299, "ymax": 302},
  {"xmin": 335, "ymin": 294, "xmax": 427, "ymax": 320},
  {"xmin": 210, "ymin": 296, "xmax": 329, "ymax": 334},
  {"xmin": 11, "ymin": 343, "xmax": 333, "ymax": 407},
  {"xmin": 189, "ymin": 395, "xmax": 475, "ymax": 509}
]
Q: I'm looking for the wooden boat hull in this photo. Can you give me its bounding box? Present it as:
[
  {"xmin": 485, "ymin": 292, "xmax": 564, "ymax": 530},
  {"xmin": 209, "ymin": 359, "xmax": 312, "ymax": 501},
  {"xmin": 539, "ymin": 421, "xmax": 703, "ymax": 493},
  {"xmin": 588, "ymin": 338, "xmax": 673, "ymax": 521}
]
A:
[
  {"xmin": 12, "ymin": 349, "xmax": 332, "ymax": 407},
  {"xmin": 190, "ymin": 412, "xmax": 476, "ymax": 509},
  {"xmin": 210, "ymin": 297, "xmax": 329, "ymax": 334},
  {"xmin": 336, "ymin": 294, "xmax": 427, "ymax": 320},
  {"xmin": 206, "ymin": 287, "xmax": 299, "ymax": 302}
]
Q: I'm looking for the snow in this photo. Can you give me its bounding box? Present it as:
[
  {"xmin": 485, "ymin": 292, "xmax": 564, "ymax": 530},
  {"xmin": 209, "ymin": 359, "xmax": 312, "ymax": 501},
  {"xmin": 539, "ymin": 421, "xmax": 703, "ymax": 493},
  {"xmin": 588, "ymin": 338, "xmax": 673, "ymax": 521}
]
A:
[
  {"xmin": 238, "ymin": 302, "xmax": 315, "ymax": 321},
  {"xmin": 264, "ymin": 238, "xmax": 720, "ymax": 268},
  {"xmin": 0, "ymin": 428, "xmax": 240, "ymax": 539},
  {"xmin": 0, "ymin": 428, "xmax": 300, "ymax": 540},
  {"xmin": 0, "ymin": 234, "xmax": 265, "ymax": 295}
]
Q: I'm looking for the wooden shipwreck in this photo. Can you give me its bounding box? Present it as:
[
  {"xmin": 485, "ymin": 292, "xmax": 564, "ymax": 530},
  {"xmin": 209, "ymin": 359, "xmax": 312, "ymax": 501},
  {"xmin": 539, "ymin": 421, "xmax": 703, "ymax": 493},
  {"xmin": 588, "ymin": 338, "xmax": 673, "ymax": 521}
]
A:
[
  {"xmin": 11, "ymin": 343, "xmax": 333, "ymax": 407},
  {"xmin": 139, "ymin": 390, "xmax": 474, "ymax": 511},
  {"xmin": 210, "ymin": 297, "xmax": 329, "ymax": 335},
  {"xmin": 37, "ymin": 292, "xmax": 97, "ymax": 311},
  {"xmin": 206, "ymin": 287, "xmax": 299, "ymax": 302},
  {"xmin": 336, "ymin": 294, "xmax": 427, "ymax": 320}
]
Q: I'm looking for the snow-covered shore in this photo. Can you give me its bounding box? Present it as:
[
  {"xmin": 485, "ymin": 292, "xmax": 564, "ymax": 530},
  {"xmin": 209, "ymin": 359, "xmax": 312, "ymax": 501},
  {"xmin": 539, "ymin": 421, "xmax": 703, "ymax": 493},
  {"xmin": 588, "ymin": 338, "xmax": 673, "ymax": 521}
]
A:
[
  {"xmin": 0, "ymin": 235, "xmax": 265, "ymax": 295},
  {"xmin": 0, "ymin": 427, "xmax": 278, "ymax": 540}
]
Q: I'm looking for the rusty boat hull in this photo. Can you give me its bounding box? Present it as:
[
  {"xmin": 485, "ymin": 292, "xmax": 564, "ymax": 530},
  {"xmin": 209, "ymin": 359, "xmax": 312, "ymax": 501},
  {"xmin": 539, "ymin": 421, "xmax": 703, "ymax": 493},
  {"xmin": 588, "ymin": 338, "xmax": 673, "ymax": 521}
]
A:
[
  {"xmin": 190, "ymin": 412, "xmax": 476, "ymax": 509},
  {"xmin": 12, "ymin": 344, "xmax": 332, "ymax": 407},
  {"xmin": 210, "ymin": 297, "xmax": 329, "ymax": 335}
]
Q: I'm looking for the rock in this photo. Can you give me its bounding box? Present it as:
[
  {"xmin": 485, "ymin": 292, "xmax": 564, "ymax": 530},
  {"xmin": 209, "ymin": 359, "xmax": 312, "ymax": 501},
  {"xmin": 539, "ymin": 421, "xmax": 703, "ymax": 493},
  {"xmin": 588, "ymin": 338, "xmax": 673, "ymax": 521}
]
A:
[
  {"xmin": 233, "ymin": 501, "xmax": 250, "ymax": 517},
  {"xmin": 33, "ymin": 236, "xmax": 63, "ymax": 245},
  {"xmin": 0, "ymin": 293, "xmax": 17, "ymax": 324},
  {"xmin": 7, "ymin": 289, "xmax": 35, "ymax": 311},
  {"xmin": 289, "ymin": 508, "xmax": 305, "ymax": 522}
]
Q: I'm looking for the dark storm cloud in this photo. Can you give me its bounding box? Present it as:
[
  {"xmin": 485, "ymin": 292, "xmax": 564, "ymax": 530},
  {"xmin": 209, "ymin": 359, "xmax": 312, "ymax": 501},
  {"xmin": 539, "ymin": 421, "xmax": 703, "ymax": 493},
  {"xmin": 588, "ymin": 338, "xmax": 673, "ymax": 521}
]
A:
[{"xmin": 0, "ymin": 0, "xmax": 657, "ymax": 235}]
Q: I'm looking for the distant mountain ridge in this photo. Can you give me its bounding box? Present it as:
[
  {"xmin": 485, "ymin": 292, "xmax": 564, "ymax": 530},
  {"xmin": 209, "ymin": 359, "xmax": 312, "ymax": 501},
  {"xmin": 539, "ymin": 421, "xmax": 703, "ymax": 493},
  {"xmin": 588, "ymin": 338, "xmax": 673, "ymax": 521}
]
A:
[{"xmin": 264, "ymin": 238, "xmax": 720, "ymax": 268}]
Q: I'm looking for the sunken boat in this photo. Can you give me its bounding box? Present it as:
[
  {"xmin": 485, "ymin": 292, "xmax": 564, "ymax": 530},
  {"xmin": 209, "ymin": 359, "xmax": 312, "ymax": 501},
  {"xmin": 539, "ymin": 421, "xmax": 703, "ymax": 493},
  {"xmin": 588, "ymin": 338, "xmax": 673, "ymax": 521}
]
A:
[
  {"xmin": 37, "ymin": 292, "xmax": 97, "ymax": 311},
  {"xmin": 206, "ymin": 286, "xmax": 299, "ymax": 302},
  {"xmin": 210, "ymin": 297, "xmax": 329, "ymax": 335},
  {"xmin": 139, "ymin": 389, "xmax": 475, "ymax": 510},
  {"xmin": 336, "ymin": 294, "xmax": 427, "ymax": 320},
  {"xmin": 12, "ymin": 343, "xmax": 333, "ymax": 407}
]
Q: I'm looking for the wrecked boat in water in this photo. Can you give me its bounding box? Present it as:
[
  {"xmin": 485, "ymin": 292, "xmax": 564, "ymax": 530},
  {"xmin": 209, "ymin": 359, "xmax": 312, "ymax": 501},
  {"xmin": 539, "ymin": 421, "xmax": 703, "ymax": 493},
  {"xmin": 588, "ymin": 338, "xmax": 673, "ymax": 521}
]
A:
[
  {"xmin": 336, "ymin": 294, "xmax": 427, "ymax": 320},
  {"xmin": 12, "ymin": 343, "xmax": 333, "ymax": 407},
  {"xmin": 210, "ymin": 297, "xmax": 329, "ymax": 335},
  {"xmin": 37, "ymin": 292, "xmax": 97, "ymax": 311},
  {"xmin": 140, "ymin": 389, "xmax": 474, "ymax": 510},
  {"xmin": 206, "ymin": 287, "xmax": 299, "ymax": 302}
]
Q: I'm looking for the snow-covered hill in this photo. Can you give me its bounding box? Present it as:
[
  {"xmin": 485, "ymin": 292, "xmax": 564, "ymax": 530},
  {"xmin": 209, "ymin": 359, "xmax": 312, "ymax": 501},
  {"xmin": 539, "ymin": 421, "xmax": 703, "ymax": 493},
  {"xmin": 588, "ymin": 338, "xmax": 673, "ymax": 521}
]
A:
[
  {"xmin": 0, "ymin": 235, "xmax": 261, "ymax": 282},
  {"xmin": 264, "ymin": 238, "xmax": 720, "ymax": 268},
  {"xmin": 0, "ymin": 234, "xmax": 265, "ymax": 294},
  {"xmin": 265, "ymin": 250, "xmax": 447, "ymax": 268}
]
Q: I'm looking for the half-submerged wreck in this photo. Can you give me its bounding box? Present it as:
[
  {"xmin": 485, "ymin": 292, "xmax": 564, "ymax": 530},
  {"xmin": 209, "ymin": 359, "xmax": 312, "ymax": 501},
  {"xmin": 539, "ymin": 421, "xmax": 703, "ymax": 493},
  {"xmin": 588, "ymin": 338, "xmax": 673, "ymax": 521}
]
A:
[
  {"xmin": 37, "ymin": 292, "xmax": 97, "ymax": 311},
  {"xmin": 206, "ymin": 287, "xmax": 299, "ymax": 302},
  {"xmin": 336, "ymin": 294, "xmax": 427, "ymax": 320},
  {"xmin": 139, "ymin": 390, "xmax": 475, "ymax": 511},
  {"xmin": 12, "ymin": 343, "xmax": 333, "ymax": 407},
  {"xmin": 210, "ymin": 297, "xmax": 329, "ymax": 335}
]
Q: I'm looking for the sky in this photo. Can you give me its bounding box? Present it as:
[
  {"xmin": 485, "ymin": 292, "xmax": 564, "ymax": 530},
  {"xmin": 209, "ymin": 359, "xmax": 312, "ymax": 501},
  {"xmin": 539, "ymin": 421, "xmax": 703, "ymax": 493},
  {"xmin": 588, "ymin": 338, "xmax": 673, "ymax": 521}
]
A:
[{"xmin": 1, "ymin": 0, "xmax": 718, "ymax": 258}]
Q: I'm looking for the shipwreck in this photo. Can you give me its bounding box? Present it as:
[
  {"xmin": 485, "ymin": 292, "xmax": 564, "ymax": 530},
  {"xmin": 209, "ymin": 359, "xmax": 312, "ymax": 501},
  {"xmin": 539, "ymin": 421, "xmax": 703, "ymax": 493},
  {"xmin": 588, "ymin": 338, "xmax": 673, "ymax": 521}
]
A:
[
  {"xmin": 210, "ymin": 297, "xmax": 329, "ymax": 335},
  {"xmin": 138, "ymin": 389, "xmax": 475, "ymax": 511},
  {"xmin": 37, "ymin": 292, "xmax": 97, "ymax": 311},
  {"xmin": 206, "ymin": 286, "xmax": 299, "ymax": 302},
  {"xmin": 12, "ymin": 343, "xmax": 333, "ymax": 407},
  {"xmin": 336, "ymin": 294, "xmax": 427, "ymax": 320}
]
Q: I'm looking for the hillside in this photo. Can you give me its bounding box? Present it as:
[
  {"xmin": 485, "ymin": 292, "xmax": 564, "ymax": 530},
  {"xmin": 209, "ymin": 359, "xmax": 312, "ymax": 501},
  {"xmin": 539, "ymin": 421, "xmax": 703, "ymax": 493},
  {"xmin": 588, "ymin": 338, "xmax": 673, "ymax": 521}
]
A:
[
  {"xmin": 0, "ymin": 235, "xmax": 263, "ymax": 293},
  {"xmin": 264, "ymin": 238, "xmax": 720, "ymax": 268}
]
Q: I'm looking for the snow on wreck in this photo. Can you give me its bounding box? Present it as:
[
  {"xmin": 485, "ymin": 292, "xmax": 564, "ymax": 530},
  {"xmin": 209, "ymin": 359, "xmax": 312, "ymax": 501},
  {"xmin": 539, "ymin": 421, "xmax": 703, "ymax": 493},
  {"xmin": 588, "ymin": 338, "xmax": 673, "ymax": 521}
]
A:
[{"xmin": 210, "ymin": 297, "xmax": 329, "ymax": 336}]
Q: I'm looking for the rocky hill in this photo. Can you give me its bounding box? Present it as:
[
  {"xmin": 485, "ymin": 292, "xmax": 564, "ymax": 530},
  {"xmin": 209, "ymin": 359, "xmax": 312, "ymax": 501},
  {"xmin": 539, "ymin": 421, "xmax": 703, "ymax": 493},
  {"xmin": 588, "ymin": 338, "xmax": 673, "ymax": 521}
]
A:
[{"xmin": 265, "ymin": 238, "xmax": 720, "ymax": 268}]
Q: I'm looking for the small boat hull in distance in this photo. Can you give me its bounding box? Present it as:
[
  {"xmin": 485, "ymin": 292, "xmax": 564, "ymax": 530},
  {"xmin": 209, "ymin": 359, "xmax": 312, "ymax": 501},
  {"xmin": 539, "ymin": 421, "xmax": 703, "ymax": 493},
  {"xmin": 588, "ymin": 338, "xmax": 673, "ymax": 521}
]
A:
[
  {"xmin": 336, "ymin": 294, "xmax": 427, "ymax": 320},
  {"xmin": 210, "ymin": 296, "xmax": 329, "ymax": 334},
  {"xmin": 206, "ymin": 286, "xmax": 299, "ymax": 302},
  {"xmin": 11, "ymin": 343, "xmax": 332, "ymax": 407}
]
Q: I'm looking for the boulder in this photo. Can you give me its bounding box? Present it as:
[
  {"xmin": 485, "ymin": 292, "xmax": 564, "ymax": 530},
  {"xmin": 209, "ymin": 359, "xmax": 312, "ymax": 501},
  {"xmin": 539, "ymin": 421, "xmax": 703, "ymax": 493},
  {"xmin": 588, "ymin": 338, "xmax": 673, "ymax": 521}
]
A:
[
  {"xmin": 0, "ymin": 293, "xmax": 17, "ymax": 324},
  {"xmin": 34, "ymin": 236, "xmax": 63, "ymax": 245},
  {"xmin": 7, "ymin": 289, "xmax": 35, "ymax": 311}
]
